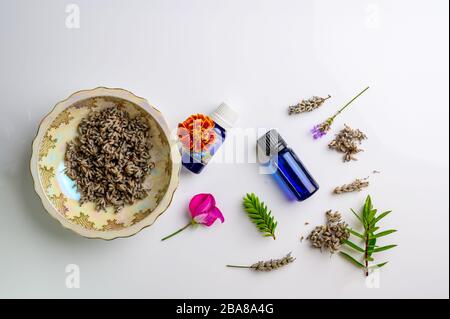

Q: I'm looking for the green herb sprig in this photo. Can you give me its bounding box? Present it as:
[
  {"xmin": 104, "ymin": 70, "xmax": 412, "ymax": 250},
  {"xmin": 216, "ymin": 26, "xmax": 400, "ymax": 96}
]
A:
[
  {"xmin": 243, "ymin": 193, "xmax": 278, "ymax": 240},
  {"xmin": 339, "ymin": 195, "xmax": 397, "ymax": 276}
]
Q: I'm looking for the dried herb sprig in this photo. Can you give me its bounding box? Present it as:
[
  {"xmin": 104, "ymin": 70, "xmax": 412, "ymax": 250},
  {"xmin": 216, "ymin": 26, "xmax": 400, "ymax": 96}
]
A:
[
  {"xmin": 242, "ymin": 193, "xmax": 278, "ymax": 240},
  {"xmin": 307, "ymin": 211, "xmax": 350, "ymax": 253},
  {"xmin": 227, "ymin": 253, "xmax": 295, "ymax": 271},
  {"xmin": 288, "ymin": 95, "xmax": 331, "ymax": 115},
  {"xmin": 311, "ymin": 86, "xmax": 369, "ymax": 139},
  {"xmin": 340, "ymin": 195, "xmax": 397, "ymax": 276},
  {"xmin": 334, "ymin": 177, "xmax": 369, "ymax": 194},
  {"xmin": 329, "ymin": 124, "xmax": 367, "ymax": 162}
]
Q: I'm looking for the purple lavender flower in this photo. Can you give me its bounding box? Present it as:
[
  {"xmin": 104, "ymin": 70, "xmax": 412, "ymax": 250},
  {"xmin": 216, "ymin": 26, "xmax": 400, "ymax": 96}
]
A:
[
  {"xmin": 310, "ymin": 86, "xmax": 370, "ymax": 140},
  {"xmin": 311, "ymin": 118, "xmax": 333, "ymax": 139},
  {"xmin": 311, "ymin": 125, "xmax": 326, "ymax": 139}
]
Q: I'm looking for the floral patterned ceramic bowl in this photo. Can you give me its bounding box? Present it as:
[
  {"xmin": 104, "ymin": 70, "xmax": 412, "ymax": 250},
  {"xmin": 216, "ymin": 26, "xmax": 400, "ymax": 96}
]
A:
[{"xmin": 30, "ymin": 87, "xmax": 181, "ymax": 239}]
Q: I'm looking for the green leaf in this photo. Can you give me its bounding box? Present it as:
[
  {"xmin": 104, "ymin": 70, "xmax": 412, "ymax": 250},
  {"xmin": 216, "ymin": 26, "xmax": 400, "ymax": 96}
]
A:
[
  {"xmin": 373, "ymin": 211, "xmax": 392, "ymax": 224},
  {"xmin": 372, "ymin": 229, "xmax": 397, "ymax": 238},
  {"xmin": 363, "ymin": 195, "xmax": 372, "ymax": 223},
  {"xmin": 243, "ymin": 193, "xmax": 277, "ymax": 240},
  {"xmin": 372, "ymin": 244, "xmax": 397, "ymax": 253},
  {"xmin": 339, "ymin": 251, "xmax": 364, "ymax": 268},
  {"xmin": 368, "ymin": 261, "xmax": 389, "ymax": 268},
  {"xmin": 367, "ymin": 238, "xmax": 377, "ymax": 257},
  {"xmin": 342, "ymin": 239, "xmax": 365, "ymax": 253},
  {"xmin": 368, "ymin": 209, "xmax": 377, "ymax": 224},
  {"xmin": 367, "ymin": 226, "xmax": 379, "ymax": 233},
  {"xmin": 347, "ymin": 228, "xmax": 364, "ymax": 239},
  {"xmin": 350, "ymin": 208, "xmax": 364, "ymax": 225},
  {"xmin": 376, "ymin": 262, "xmax": 388, "ymax": 268}
]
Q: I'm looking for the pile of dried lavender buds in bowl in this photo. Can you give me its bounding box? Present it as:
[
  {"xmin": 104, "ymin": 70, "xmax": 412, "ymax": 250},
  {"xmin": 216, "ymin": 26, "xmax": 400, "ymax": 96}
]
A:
[
  {"xmin": 31, "ymin": 87, "xmax": 181, "ymax": 240},
  {"xmin": 65, "ymin": 106, "xmax": 155, "ymax": 212}
]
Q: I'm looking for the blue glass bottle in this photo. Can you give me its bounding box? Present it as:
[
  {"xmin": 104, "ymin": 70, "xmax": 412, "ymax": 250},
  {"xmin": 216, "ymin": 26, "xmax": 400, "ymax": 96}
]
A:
[
  {"xmin": 180, "ymin": 103, "xmax": 239, "ymax": 174},
  {"xmin": 257, "ymin": 129, "xmax": 319, "ymax": 201},
  {"xmin": 181, "ymin": 122, "xmax": 227, "ymax": 174}
]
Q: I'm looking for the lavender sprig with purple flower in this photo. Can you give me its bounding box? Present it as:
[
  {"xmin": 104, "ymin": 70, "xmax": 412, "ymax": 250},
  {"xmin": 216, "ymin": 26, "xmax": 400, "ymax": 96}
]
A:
[{"xmin": 311, "ymin": 86, "xmax": 370, "ymax": 139}]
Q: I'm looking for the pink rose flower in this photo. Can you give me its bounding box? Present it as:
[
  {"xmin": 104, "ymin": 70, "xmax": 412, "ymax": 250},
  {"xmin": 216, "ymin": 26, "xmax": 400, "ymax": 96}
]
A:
[{"xmin": 161, "ymin": 193, "xmax": 224, "ymax": 241}]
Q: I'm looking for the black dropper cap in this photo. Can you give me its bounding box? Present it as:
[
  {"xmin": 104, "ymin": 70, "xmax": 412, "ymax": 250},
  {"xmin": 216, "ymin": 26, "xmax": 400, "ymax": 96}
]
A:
[{"xmin": 257, "ymin": 129, "xmax": 287, "ymax": 157}]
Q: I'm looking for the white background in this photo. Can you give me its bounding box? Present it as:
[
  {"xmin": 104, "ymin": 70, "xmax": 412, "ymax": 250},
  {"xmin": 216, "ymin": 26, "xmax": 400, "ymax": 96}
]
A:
[{"xmin": 0, "ymin": 0, "xmax": 448, "ymax": 299}]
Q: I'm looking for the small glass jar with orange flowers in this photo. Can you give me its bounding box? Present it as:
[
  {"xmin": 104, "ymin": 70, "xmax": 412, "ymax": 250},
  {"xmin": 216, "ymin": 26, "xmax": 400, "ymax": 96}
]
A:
[{"xmin": 177, "ymin": 103, "xmax": 239, "ymax": 174}]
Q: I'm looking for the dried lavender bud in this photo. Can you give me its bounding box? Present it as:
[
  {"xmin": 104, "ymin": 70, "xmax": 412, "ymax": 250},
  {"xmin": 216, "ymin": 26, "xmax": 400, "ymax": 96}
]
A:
[
  {"xmin": 65, "ymin": 106, "xmax": 154, "ymax": 212},
  {"xmin": 334, "ymin": 178, "xmax": 369, "ymax": 194},
  {"xmin": 328, "ymin": 124, "xmax": 367, "ymax": 162},
  {"xmin": 288, "ymin": 95, "xmax": 331, "ymax": 115},
  {"xmin": 307, "ymin": 211, "xmax": 350, "ymax": 254},
  {"xmin": 227, "ymin": 253, "xmax": 295, "ymax": 272}
]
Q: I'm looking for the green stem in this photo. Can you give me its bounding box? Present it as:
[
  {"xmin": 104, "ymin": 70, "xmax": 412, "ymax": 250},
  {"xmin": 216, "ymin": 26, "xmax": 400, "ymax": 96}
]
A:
[
  {"xmin": 161, "ymin": 222, "xmax": 193, "ymax": 241},
  {"xmin": 332, "ymin": 86, "xmax": 370, "ymax": 119},
  {"xmin": 364, "ymin": 230, "xmax": 369, "ymax": 276},
  {"xmin": 226, "ymin": 265, "xmax": 251, "ymax": 269}
]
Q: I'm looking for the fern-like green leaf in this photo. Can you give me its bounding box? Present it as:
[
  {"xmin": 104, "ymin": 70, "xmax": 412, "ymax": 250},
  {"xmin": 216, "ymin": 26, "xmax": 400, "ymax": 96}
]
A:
[{"xmin": 243, "ymin": 193, "xmax": 277, "ymax": 240}]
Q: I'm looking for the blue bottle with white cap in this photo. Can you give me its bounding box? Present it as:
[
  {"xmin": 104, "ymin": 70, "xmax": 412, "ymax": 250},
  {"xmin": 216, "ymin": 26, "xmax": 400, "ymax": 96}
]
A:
[{"xmin": 180, "ymin": 103, "xmax": 239, "ymax": 174}]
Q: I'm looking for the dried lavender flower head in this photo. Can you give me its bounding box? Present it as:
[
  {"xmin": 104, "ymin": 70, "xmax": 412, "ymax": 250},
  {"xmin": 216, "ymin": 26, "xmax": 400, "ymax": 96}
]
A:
[
  {"xmin": 334, "ymin": 177, "xmax": 369, "ymax": 194},
  {"xmin": 65, "ymin": 105, "xmax": 155, "ymax": 212},
  {"xmin": 288, "ymin": 95, "xmax": 331, "ymax": 115},
  {"xmin": 227, "ymin": 253, "xmax": 295, "ymax": 272}
]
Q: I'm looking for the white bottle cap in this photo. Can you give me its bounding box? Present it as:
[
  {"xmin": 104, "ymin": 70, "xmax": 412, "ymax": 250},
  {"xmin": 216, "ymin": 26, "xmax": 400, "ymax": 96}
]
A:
[{"xmin": 210, "ymin": 103, "xmax": 239, "ymax": 129}]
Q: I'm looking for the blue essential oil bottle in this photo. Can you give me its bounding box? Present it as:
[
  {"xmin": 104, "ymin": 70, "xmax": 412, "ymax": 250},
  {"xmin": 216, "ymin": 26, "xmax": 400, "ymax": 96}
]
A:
[
  {"xmin": 257, "ymin": 129, "xmax": 319, "ymax": 201},
  {"xmin": 179, "ymin": 103, "xmax": 239, "ymax": 174}
]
